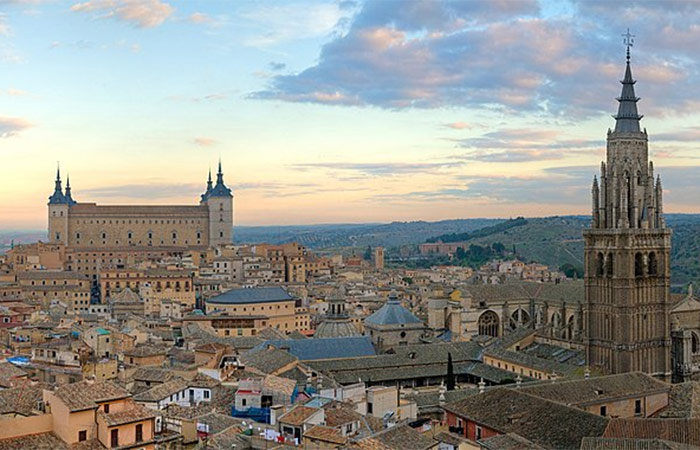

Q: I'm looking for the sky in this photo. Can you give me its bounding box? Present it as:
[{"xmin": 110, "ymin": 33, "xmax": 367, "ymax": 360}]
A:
[{"xmin": 1, "ymin": 0, "xmax": 700, "ymax": 229}]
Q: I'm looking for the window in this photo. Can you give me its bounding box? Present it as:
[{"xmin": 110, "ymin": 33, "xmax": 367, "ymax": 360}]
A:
[
  {"xmin": 104, "ymin": 403, "xmax": 110, "ymax": 414},
  {"xmin": 635, "ymin": 399, "xmax": 642, "ymax": 416},
  {"xmin": 475, "ymin": 425, "xmax": 482, "ymax": 440},
  {"xmin": 242, "ymin": 399, "xmax": 247, "ymax": 406},
  {"xmin": 367, "ymin": 402, "xmax": 373, "ymax": 414},
  {"xmin": 110, "ymin": 429, "xmax": 119, "ymax": 447},
  {"xmin": 78, "ymin": 430, "xmax": 87, "ymax": 442},
  {"xmin": 600, "ymin": 405, "xmax": 607, "ymax": 417},
  {"xmin": 135, "ymin": 424, "xmax": 143, "ymax": 442},
  {"xmin": 204, "ymin": 390, "xmax": 210, "ymax": 399}
]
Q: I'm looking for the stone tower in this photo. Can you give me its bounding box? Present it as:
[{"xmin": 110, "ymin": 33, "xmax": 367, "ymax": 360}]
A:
[
  {"xmin": 584, "ymin": 42, "xmax": 671, "ymax": 378},
  {"xmin": 47, "ymin": 166, "xmax": 72, "ymax": 244},
  {"xmin": 200, "ymin": 160, "xmax": 234, "ymax": 246}
]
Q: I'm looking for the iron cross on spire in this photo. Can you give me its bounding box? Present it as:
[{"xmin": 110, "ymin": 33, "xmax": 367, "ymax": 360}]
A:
[{"xmin": 622, "ymin": 28, "xmax": 635, "ymax": 62}]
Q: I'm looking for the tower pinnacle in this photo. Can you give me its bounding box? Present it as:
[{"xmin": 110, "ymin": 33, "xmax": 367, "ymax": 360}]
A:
[
  {"xmin": 614, "ymin": 29, "xmax": 643, "ymax": 133},
  {"xmin": 48, "ymin": 162, "xmax": 67, "ymax": 204}
]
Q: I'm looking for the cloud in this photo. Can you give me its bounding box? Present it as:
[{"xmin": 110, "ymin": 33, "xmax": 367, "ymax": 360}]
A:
[
  {"xmin": 269, "ymin": 61, "xmax": 286, "ymax": 71},
  {"xmin": 80, "ymin": 182, "xmax": 201, "ymax": 199},
  {"xmin": 188, "ymin": 12, "xmax": 213, "ymax": 25},
  {"xmin": 291, "ymin": 161, "xmax": 463, "ymax": 176},
  {"xmin": 0, "ymin": 13, "xmax": 10, "ymax": 36},
  {"xmin": 451, "ymin": 128, "xmax": 603, "ymax": 163},
  {"xmin": 0, "ymin": 116, "xmax": 32, "ymax": 138},
  {"xmin": 653, "ymin": 126, "xmax": 700, "ymax": 142},
  {"xmin": 71, "ymin": 0, "xmax": 174, "ymax": 28},
  {"xmin": 4, "ymin": 88, "xmax": 27, "ymax": 96},
  {"xmin": 250, "ymin": 0, "xmax": 699, "ymax": 119},
  {"xmin": 237, "ymin": 2, "xmax": 353, "ymax": 48},
  {"xmin": 193, "ymin": 137, "xmax": 217, "ymax": 147},
  {"xmin": 444, "ymin": 121, "xmax": 472, "ymax": 130}
]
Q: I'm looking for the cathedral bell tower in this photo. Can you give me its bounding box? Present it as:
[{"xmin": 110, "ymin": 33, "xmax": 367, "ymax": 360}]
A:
[{"xmin": 584, "ymin": 32, "xmax": 671, "ymax": 379}]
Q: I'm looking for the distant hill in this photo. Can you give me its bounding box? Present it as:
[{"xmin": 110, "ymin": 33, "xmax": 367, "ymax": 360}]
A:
[
  {"xmin": 235, "ymin": 219, "xmax": 502, "ymax": 249},
  {"xmin": 421, "ymin": 214, "xmax": 700, "ymax": 291}
]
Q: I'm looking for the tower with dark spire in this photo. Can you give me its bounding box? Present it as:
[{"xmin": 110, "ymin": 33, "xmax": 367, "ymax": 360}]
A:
[
  {"xmin": 47, "ymin": 164, "xmax": 70, "ymax": 244},
  {"xmin": 64, "ymin": 174, "xmax": 77, "ymax": 206},
  {"xmin": 48, "ymin": 165, "xmax": 66, "ymax": 205},
  {"xmin": 200, "ymin": 159, "xmax": 233, "ymax": 246},
  {"xmin": 584, "ymin": 31, "xmax": 671, "ymax": 379}
]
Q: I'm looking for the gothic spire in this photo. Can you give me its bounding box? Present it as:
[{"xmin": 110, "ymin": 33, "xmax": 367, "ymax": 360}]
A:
[
  {"xmin": 48, "ymin": 163, "xmax": 67, "ymax": 204},
  {"xmin": 216, "ymin": 158, "xmax": 224, "ymax": 185},
  {"xmin": 203, "ymin": 161, "xmax": 232, "ymax": 199},
  {"xmin": 64, "ymin": 174, "xmax": 76, "ymax": 205},
  {"xmin": 614, "ymin": 30, "xmax": 643, "ymax": 133}
]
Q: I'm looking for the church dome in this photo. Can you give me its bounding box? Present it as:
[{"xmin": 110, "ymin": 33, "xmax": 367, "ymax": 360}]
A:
[
  {"xmin": 365, "ymin": 293, "xmax": 422, "ymax": 326},
  {"xmin": 315, "ymin": 319, "xmax": 360, "ymax": 339}
]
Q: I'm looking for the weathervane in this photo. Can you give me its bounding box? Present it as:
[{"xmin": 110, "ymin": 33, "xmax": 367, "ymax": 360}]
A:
[{"xmin": 622, "ymin": 28, "xmax": 635, "ymax": 62}]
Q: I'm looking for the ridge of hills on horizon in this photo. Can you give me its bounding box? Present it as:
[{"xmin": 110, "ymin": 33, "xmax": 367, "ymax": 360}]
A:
[{"xmin": 2, "ymin": 214, "xmax": 699, "ymax": 288}]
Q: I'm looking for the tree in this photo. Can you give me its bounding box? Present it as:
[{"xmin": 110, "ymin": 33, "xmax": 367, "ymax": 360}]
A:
[
  {"xmin": 446, "ymin": 352, "xmax": 456, "ymax": 391},
  {"xmin": 492, "ymin": 242, "xmax": 506, "ymax": 254}
]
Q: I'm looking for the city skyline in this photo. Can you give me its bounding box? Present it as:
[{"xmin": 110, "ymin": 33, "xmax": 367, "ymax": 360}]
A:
[{"xmin": 2, "ymin": 0, "xmax": 700, "ymax": 229}]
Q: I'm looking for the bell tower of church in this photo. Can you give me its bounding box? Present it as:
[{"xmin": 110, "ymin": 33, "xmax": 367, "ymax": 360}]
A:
[{"xmin": 584, "ymin": 33, "xmax": 671, "ymax": 378}]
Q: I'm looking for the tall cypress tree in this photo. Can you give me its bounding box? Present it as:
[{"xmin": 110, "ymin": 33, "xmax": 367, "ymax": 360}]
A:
[{"xmin": 446, "ymin": 352, "xmax": 455, "ymax": 391}]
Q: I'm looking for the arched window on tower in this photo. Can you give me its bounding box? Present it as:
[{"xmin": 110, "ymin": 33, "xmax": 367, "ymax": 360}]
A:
[
  {"xmin": 596, "ymin": 253, "xmax": 605, "ymax": 277},
  {"xmin": 635, "ymin": 252, "xmax": 644, "ymax": 278},
  {"xmin": 692, "ymin": 332, "xmax": 700, "ymax": 354},
  {"xmin": 648, "ymin": 252, "xmax": 658, "ymax": 276},
  {"xmin": 606, "ymin": 253, "xmax": 614, "ymax": 278}
]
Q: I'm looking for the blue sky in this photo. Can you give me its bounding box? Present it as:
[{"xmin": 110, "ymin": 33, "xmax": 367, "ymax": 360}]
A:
[{"xmin": 1, "ymin": 0, "xmax": 699, "ymax": 228}]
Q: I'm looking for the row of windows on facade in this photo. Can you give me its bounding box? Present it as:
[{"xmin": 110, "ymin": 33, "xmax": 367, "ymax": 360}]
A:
[
  {"xmin": 105, "ymin": 280, "xmax": 190, "ymax": 289},
  {"xmin": 27, "ymin": 279, "xmax": 85, "ymax": 286},
  {"xmin": 595, "ymin": 252, "xmax": 660, "ymax": 277},
  {"xmin": 27, "ymin": 291, "xmax": 88, "ymax": 297},
  {"xmin": 69, "ymin": 230, "xmax": 203, "ymax": 241},
  {"xmin": 52, "ymin": 214, "xmax": 203, "ymax": 226}
]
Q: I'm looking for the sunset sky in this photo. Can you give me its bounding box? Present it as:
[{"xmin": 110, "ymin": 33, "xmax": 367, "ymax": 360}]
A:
[{"xmin": 1, "ymin": 0, "xmax": 699, "ymax": 229}]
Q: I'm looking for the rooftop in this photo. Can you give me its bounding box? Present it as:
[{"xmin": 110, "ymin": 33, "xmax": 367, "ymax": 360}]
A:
[
  {"xmin": 53, "ymin": 380, "xmax": 130, "ymax": 412},
  {"xmin": 259, "ymin": 336, "xmax": 376, "ymax": 361},
  {"xmin": 443, "ymin": 388, "xmax": 609, "ymax": 449},
  {"xmin": 365, "ymin": 297, "xmax": 422, "ymax": 326},
  {"xmin": 207, "ymin": 286, "xmax": 295, "ymax": 305}
]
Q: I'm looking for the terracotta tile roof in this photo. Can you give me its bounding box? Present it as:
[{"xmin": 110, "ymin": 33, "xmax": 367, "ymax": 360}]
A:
[
  {"xmin": 356, "ymin": 424, "xmax": 437, "ymax": 450},
  {"xmin": 657, "ymin": 382, "xmax": 700, "ymax": 419},
  {"xmin": 581, "ymin": 437, "xmax": 698, "ymax": 450},
  {"xmin": 131, "ymin": 367, "xmax": 175, "ymax": 384},
  {"xmin": 304, "ymin": 425, "xmax": 347, "ymax": 444},
  {"xmin": 133, "ymin": 378, "xmax": 189, "ymax": 402},
  {"xmin": 519, "ymin": 372, "xmax": 670, "ymax": 407},
  {"xmin": 97, "ymin": 401, "xmax": 156, "ymax": 426},
  {"xmin": 0, "ymin": 384, "xmax": 46, "ymax": 416},
  {"xmin": 124, "ymin": 344, "xmax": 169, "ymax": 357},
  {"xmin": 604, "ymin": 419, "xmax": 700, "ymax": 447},
  {"xmin": 322, "ymin": 401, "xmax": 362, "ymax": 427},
  {"xmin": 279, "ymin": 405, "xmax": 321, "ymax": 426},
  {"xmin": 479, "ymin": 433, "xmax": 547, "ymax": 450},
  {"xmin": 0, "ymin": 362, "xmax": 28, "ymax": 388},
  {"xmin": 0, "ymin": 432, "xmax": 68, "ymax": 450},
  {"xmin": 53, "ymin": 380, "xmax": 130, "ymax": 412},
  {"xmin": 443, "ymin": 388, "xmax": 609, "ymax": 450}
]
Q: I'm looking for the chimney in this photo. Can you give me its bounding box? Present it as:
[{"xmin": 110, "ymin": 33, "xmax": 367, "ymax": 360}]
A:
[{"xmin": 478, "ymin": 378, "xmax": 486, "ymax": 394}]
